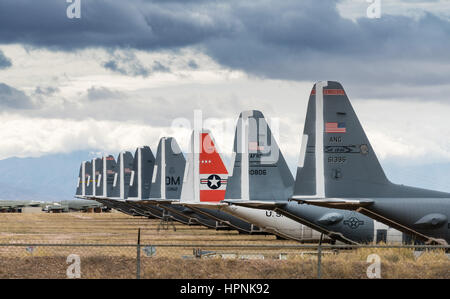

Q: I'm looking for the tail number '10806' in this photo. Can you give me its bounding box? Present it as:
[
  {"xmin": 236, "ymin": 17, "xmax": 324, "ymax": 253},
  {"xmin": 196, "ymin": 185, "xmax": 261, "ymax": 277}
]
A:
[{"xmin": 249, "ymin": 169, "xmax": 267, "ymax": 175}]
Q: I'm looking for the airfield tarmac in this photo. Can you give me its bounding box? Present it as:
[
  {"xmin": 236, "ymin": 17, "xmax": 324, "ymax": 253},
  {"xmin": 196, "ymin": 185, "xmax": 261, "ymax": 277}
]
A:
[{"xmin": 0, "ymin": 212, "xmax": 449, "ymax": 278}]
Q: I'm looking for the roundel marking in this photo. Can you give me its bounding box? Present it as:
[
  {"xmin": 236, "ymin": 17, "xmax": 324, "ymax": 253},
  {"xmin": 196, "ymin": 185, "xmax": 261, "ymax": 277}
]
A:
[{"xmin": 207, "ymin": 174, "xmax": 221, "ymax": 189}]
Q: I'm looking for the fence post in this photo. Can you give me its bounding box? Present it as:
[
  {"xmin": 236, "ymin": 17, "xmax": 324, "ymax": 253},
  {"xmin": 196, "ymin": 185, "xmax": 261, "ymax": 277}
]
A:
[
  {"xmin": 317, "ymin": 233, "xmax": 323, "ymax": 279},
  {"xmin": 136, "ymin": 228, "xmax": 141, "ymax": 279}
]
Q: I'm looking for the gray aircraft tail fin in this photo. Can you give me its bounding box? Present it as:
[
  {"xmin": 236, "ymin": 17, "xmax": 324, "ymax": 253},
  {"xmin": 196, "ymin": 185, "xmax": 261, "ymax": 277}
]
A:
[
  {"xmin": 92, "ymin": 157, "xmax": 103, "ymax": 197},
  {"xmin": 75, "ymin": 163, "xmax": 84, "ymax": 196},
  {"xmin": 104, "ymin": 155, "xmax": 117, "ymax": 197},
  {"xmin": 128, "ymin": 146, "xmax": 155, "ymax": 200},
  {"xmin": 149, "ymin": 137, "xmax": 186, "ymax": 199},
  {"xmin": 110, "ymin": 151, "xmax": 134, "ymax": 199},
  {"xmin": 225, "ymin": 110, "xmax": 294, "ymax": 201},
  {"xmin": 295, "ymin": 81, "xmax": 449, "ymax": 198},
  {"xmin": 84, "ymin": 161, "xmax": 93, "ymax": 196}
]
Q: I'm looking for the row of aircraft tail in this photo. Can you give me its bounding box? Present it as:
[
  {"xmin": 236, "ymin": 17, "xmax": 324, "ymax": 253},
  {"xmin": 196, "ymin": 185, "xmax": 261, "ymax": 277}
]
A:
[{"xmin": 75, "ymin": 81, "xmax": 450, "ymax": 245}]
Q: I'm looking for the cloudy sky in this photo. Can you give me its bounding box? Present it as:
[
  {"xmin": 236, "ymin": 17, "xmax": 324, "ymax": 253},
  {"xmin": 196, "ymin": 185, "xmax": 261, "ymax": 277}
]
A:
[{"xmin": 0, "ymin": 0, "xmax": 450, "ymax": 185}]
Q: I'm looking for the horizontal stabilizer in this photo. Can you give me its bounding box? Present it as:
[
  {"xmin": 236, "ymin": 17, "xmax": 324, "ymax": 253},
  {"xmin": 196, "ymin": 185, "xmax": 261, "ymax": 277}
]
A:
[
  {"xmin": 223, "ymin": 200, "xmax": 286, "ymax": 210},
  {"xmin": 357, "ymin": 207, "xmax": 448, "ymax": 246},
  {"xmin": 130, "ymin": 199, "xmax": 178, "ymax": 204},
  {"xmin": 176, "ymin": 201, "xmax": 227, "ymax": 210},
  {"xmin": 291, "ymin": 197, "xmax": 374, "ymax": 209},
  {"xmin": 85, "ymin": 196, "xmax": 120, "ymax": 201}
]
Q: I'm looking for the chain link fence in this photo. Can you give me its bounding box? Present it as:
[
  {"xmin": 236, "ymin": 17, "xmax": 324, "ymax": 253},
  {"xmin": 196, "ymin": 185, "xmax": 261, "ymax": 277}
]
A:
[{"xmin": 0, "ymin": 242, "xmax": 448, "ymax": 279}]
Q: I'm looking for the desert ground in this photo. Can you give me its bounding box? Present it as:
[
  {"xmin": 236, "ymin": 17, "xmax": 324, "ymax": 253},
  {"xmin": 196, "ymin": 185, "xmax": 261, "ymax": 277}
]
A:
[{"xmin": 0, "ymin": 211, "xmax": 448, "ymax": 279}]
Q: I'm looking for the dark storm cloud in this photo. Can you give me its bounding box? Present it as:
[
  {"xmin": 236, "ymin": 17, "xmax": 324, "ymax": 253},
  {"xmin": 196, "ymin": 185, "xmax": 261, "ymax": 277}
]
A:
[
  {"xmin": 0, "ymin": 50, "xmax": 12, "ymax": 69},
  {"xmin": 0, "ymin": 0, "xmax": 233, "ymax": 50},
  {"xmin": 0, "ymin": 83, "xmax": 35, "ymax": 109},
  {"xmin": 0, "ymin": 0, "xmax": 449, "ymax": 98}
]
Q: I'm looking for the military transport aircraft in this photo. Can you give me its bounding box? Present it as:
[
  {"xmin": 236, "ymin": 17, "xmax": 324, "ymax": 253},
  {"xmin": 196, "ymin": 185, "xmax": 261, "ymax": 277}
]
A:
[
  {"xmin": 46, "ymin": 200, "xmax": 106, "ymax": 213},
  {"xmin": 181, "ymin": 111, "xmax": 328, "ymax": 242},
  {"xmin": 0, "ymin": 200, "xmax": 42, "ymax": 212},
  {"xmin": 174, "ymin": 129, "xmax": 268, "ymax": 234},
  {"xmin": 127, "ymin": 137, "xmax": 230, "ymax": 230},
  {"xmin": 78, "ymin": 141, "xmax": 222, "ymax": 227},
  {"xmin": 76, "ymin": 153, "xmax": 145, "ymax": 216},
  {"xmin": 289, "ymin": 81, "xmax": 450, "ymax": 245},
  {"xmin": 137, "ymin": 130, "xmax": 266, "ymax": 234},
  {"xmin": 79, "ymin": 149, "xmax": 171, "ymax": 218},
  {"xmin": 225, "ymin": 109, "xmax": 403, "ymax": 244}
]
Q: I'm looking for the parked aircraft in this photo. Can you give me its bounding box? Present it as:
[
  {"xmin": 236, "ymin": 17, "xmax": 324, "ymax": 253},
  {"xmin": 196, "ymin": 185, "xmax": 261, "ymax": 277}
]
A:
[
  {"xmin": 290, "ymin": 81, "xmax": 450, "ymax": 245},
  {"xmin": 226, "ymin": 107, "xmax": 403, "ymax": 244},
  {"xmin": 186, "ymin": 110, "xmax": 329, "ymax": 242},
  {"xmin": 0, "ymin": 200, "xmax": 42, "ymax": 212},
  {"xmin": 175, "ymin": 129, "xmax": 267, "ymax": 234},
  {"xmin": 128, "ymin": 137, "xmax": 229, "ymax": 229}
]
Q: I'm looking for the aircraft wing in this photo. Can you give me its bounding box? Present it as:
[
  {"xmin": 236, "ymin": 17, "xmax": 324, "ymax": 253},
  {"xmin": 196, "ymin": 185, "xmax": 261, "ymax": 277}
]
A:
[
  {"xmin": 85, "ymin": 196, "xmax": 110, "ymax": 200},
  {"xmin": 223, "ymin": 200, "xmax": 286, "ymax": 210},
  {"xmin": 357, "ymin": 207, "xmax": 448, "ymax": 246},
  {"xmin": 132, "ymin": 199, "xmax": 179, "ymax": 205},
  {"xmin": 294, "ymin": 197, "xmax": 447, "ymax": 245},
  {"xmin": 175, "ymin": 201, "xmax": 227, "ymax": 210},
  {"xmin": 290, "ymin": 197, "xmax": 374, "ymax": 209}
]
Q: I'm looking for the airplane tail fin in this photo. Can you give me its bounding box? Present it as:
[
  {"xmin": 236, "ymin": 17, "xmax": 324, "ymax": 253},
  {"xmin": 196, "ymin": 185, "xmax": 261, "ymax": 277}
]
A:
[
  {"xmin": 128, "ymin": 146, "xmax": 155, "ymax": 200},
  {"xmin": 84, "ymin": 161, "xmax": 93, "ymax": 196},
  {"xmin": 181, "ymin": 129, "xmax": 229, "ymax": 203},
  {"xmin": 225, "ymin": 110, "xmax": 294, "ymax": 201},
  {"xmin": 110, "ymin": 151, "xmax": 134, "ymax": 199},
  {"xmin": 75, "ymin": 163, "xmax": 84, "ymax": 197},
  {"xmin": 295, "ymin": 81, "xmax": 448, "ymax": 198},
  {"xmin": 92, "ymin": 158, "xmax": 103, "ymax": 197},
  {"xmin": 149, "ymin": 137, "xmax": 186, "ymax": 199},
  {"xmin": 104, "ymin": 155, "xmax": 117, "ymax": 197}
]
